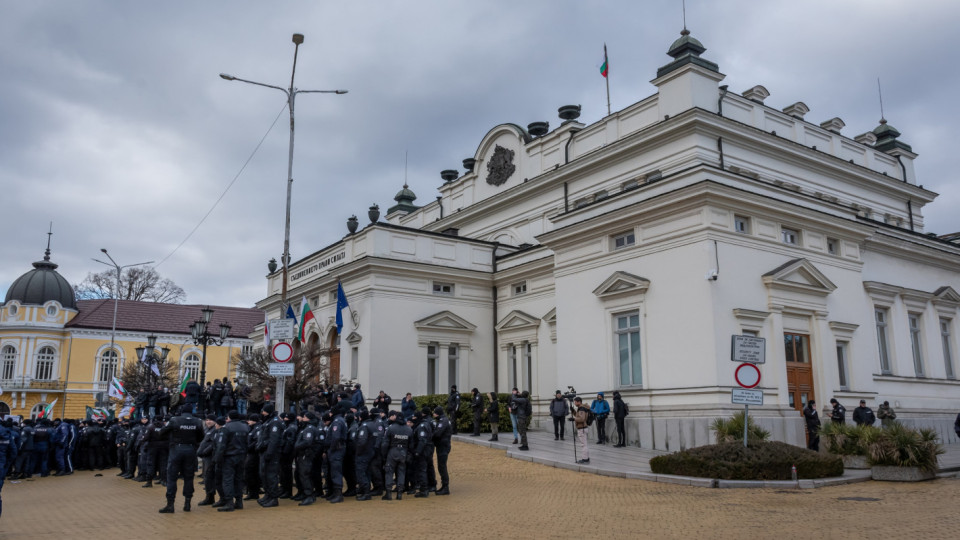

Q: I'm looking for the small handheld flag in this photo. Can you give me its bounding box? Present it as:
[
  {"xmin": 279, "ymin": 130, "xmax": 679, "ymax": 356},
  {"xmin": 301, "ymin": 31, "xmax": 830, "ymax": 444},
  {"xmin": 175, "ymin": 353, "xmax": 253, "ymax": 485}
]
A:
[{"xmin": 108, "ymin": 377, "xmax": 126, "ymax": 400}]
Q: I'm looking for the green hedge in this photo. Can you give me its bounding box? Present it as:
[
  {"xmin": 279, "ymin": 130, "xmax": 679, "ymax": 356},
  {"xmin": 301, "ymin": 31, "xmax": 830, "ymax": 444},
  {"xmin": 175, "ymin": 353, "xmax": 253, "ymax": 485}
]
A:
[
  {"xmin": 649, "ymin": 441, "xmax": 844, "ymax": 480},
  {"xmin": 413, "ymin": 393, "xmax": 515, "ymax": 434}
]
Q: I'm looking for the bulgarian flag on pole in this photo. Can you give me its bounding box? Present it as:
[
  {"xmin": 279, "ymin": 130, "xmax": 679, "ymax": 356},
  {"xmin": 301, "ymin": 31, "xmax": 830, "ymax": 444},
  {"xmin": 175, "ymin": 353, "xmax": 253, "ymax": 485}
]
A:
[
  {"xmin": 179, "ymin": 374, "xmax": 192, "ymax": 398},
  {"xmin": 108, "ymin": 376, "xmax": 127, "ymax": 400},
  {"xmin": 600, "ymin": 43, "xmax": 609, "ymax": 78},
  {"xmin": 38, "ymin": 398, "xmax": 58, "ymax": 419},
  {"xmin": 299, "ymin": 295, "xmax": 316, "ymax": 342}
]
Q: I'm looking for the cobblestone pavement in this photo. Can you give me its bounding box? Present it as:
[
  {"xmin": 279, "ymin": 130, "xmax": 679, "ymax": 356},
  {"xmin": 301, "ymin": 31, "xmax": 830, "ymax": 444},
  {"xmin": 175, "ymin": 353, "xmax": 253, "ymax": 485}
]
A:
[{"xmin": 3, "ymin": 441, "xmax": 959, "ymax": 539}]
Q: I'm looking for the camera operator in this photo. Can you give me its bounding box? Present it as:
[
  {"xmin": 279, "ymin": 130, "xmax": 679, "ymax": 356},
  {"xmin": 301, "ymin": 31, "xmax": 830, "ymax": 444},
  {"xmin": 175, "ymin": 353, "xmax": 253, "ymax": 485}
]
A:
[{"xmin": 571, "ymin": 397, "xmax": 590, "ymax": 464}]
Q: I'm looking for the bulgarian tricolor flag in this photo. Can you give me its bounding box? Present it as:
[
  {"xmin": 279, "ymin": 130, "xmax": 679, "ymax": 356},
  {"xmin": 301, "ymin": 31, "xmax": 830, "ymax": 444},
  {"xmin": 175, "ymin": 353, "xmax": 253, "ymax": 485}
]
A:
[
  {"xmin": 37, "ymin": 398, "xmax": 58, "ymax": 419},
  {"xmin": 299, "ymin": 295, "xmax": 316, "ymax": 342},
  {"xmin": 179, "ymin": 374, "xmax": 192, "ymax": 397},
  {"xmin": 600, "ymin": 44, "xmax": 609, "ymax": 78},
  {"xmin": 108, "ymin": 376, "xmax": 127, "ymax": 400}
]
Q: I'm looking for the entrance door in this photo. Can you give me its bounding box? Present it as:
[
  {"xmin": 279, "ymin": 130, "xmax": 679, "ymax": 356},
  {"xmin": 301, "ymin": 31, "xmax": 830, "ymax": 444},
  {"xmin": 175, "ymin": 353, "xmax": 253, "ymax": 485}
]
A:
[
  {"xmin": 784, "ymin": 333, "xmax": 815, "ymax": 412},
  {"xmin": 328, "ymin": 331, "xmax": 341, "ymax": 386}
]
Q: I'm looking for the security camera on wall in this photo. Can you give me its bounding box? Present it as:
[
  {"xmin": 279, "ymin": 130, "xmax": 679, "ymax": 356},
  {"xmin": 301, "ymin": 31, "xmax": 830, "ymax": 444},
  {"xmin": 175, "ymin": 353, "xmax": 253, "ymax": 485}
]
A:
[{"xmin": 705, "ymin": 269, "xmax": 718, "ymax": 281}]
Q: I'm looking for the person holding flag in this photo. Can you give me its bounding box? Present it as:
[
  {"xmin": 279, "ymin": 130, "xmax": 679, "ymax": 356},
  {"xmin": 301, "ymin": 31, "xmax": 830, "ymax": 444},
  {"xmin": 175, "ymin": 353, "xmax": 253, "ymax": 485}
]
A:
[{"xmin": 181, "ymin": 375, "xmax": 202, "ymax": 415}]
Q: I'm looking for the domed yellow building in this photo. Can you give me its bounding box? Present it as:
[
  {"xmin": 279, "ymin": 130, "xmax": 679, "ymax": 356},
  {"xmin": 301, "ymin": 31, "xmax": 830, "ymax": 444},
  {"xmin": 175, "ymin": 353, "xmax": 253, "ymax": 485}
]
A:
[{"xmin": 0, "ymin": 245, "xmax": 262, "ymax": 419}]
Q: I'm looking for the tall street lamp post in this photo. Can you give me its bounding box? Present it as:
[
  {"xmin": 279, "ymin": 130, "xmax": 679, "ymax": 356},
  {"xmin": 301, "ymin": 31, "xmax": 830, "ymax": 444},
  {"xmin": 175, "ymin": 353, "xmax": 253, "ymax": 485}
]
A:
[
  {"xmin": 220, "ymin": 33, "xmax": 346, "ymax": 411},
  {"xmin": 190, "ymin": 306, "xmax": 231, "ymax": 407},
  {"xmin": 135, "ymin": 334, "xmax": 170, "ymax": 393}
]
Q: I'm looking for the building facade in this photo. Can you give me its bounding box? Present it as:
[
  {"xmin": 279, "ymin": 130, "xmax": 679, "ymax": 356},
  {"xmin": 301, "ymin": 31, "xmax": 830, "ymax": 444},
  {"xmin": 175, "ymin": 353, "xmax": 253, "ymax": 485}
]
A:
[
  {"xmin": 257, "ymin": 30, "xmax": 960, "ymax": 451},
  {"xmin": 1, "ymin": 247, "xmax": 262, "ymax": 419}
]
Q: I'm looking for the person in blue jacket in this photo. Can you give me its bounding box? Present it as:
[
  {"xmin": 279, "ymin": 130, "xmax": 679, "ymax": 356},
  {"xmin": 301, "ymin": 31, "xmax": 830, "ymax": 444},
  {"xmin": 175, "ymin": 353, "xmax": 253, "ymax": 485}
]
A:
[
  {"xmin": 350, "ymin": 383, "xmax": 365, "ymax": 412},
  {"xmin": 401, "ymin": 393, "xmax": 417, "ymax": 421},
  {"xmin": 0, "ymin": 420, "xmax": 19, "ymax": 519},
  {"xmin": 590, "ymin": 393, "xmax": 611, "ymax": 444}
]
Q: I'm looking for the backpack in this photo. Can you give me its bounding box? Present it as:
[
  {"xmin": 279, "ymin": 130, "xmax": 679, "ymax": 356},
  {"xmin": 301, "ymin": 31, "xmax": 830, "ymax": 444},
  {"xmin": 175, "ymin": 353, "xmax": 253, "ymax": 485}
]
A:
[
  {"xmin": 585, "ymin": 409, "xmax": 596, "ymax": 426},
  {"xmin": 623, "ymin": 402, "xmax": 630, "ymax": 416}
]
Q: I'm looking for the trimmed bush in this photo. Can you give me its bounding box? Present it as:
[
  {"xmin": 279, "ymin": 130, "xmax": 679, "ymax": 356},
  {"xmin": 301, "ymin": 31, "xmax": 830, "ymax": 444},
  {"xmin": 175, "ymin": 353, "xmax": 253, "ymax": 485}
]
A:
[
  {"xmin": 711, "ymin": 411, "xmax": 770, "ymax": 443},
  {"xmin": 649, "ymin": 441, "xmax": 844, "ymax": 480},
  {"xmin": 866, "ymin": 423, "xmax": 944, "ymax": 473},
  {"xmin": 820, "ymin": 422, "xmax": 881, "ymax": 456},
  {"xmin": 412, "ymin": 393, "xmax": 515, "ymax": 434}
]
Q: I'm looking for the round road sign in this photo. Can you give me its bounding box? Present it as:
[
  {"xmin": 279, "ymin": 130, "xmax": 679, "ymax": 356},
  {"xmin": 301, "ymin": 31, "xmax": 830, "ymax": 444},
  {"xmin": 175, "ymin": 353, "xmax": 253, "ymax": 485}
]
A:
[
  {"xmin": 272, "ymin": 342, "xmax": 294, "ymax": 363},
  {"xmin": 734, "ymin": 362, "xmax": 761, "ymax": 388}
]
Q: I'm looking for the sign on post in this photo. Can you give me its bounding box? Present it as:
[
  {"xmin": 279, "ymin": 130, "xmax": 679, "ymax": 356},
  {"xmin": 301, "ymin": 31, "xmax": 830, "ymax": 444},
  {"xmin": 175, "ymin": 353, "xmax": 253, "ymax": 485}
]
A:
[
  {"xmin": 734, "ymin": 363, "xmax": 761, "ymax": 389},
  {"xmin": 272, "ymin": 342, "xmax": 294, "ymax": 363},
  {"xmin": 731, "ymin": 335, "xmax": 766, "ymax": 364},
  {"xmin": 731, "ymin": 388, "xmax": 764, "ymax": 405},
  {"xmin": 269, "ymin": 363, "xmax": 295, "ymax": 377},
  {"xmin": 269, "ymin": 319, "xmax": 295, "ymax": 341}
]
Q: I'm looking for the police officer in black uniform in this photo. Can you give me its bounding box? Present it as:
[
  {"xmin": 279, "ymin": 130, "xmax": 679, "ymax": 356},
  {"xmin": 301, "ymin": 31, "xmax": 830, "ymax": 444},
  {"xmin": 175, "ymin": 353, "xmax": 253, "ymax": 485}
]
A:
[
  {"xmin": 157, "ymin": 408, "xmax": 204, "ymax": 513},
  {"xmin": 381, "ymin": 410, "xmax": 412, "ymax": 501},
  {"xmin": 257, "ymin": 403, "xmax": 284, "ymax": 507},
  {"xmin": 413, "ymin": 410, "xmax": 435, "ymax": 497},
  {"xmin": 324, "ymin": 411, "xmax": 347, "ymax": 503},
  {"xmin": 354, "ymin": 410, "xmax": 375, "ymax": 501},
  {"xmin": 368, "ymin": 409, "xmax": 387, "ymax": 497},
  {"xmin": 243, "ymin": 414, "xmax": 261, "ymax": 500},
  {"xmin": 215, "ymin": 410, "xmax": 250, "ymax": 512},
  {"xmin": 432, "ymin": 406, "xmax": 453, "ymax": 495},
  {"xmin": 294, "ymin": 412, "xmax": 320, "ymax": 506},
  {"xmin": 279, "ymin": 412, "xmax": 297, "ymax": 499},
  {"xmin": 343, "ymin": 412, "xmax": 358, "ymax": 497},
  {"xmin": 196, "ymin": 415, "xmax": 218, "ymax": 506}
]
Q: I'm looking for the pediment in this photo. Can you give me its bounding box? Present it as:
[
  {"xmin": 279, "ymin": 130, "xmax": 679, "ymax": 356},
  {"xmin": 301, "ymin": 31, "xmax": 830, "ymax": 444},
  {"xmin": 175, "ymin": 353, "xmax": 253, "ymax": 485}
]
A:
[
  {"xmin": 593, "ymin": 271, "xmax": 650, "ymax": 299},
  {"xmin": 934, "ymin": 286, "xmax": 960, "ymax": 304},
  {"xmin": 763, "ymin": 258, "xmax": 836, "ymax": 296},
  {"xmin": 345, "ymin": 331, "xmax": 362, "ymax": 345},
  {"xmin": 542, "ymin": 307, "xmax": 556, "ymax": 324},
  {"xmin": 414, "ymin": 310, "xmax": 477, "ymax": 332},
  {"xmin": 495, "ymin": 310, "xmax": 540, "ymax": 332}
]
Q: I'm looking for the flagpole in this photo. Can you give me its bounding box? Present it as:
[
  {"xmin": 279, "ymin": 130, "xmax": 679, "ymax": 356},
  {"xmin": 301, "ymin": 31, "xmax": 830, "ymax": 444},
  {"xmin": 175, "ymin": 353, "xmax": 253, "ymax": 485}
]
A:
[{"xmin": 604, "ymin": 43, "xmax": 611, "ymax": 116}]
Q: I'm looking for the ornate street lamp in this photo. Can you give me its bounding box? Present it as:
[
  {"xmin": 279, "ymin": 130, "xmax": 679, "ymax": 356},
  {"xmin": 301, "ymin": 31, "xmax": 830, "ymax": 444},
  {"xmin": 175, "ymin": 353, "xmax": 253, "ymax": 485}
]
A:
[
  {"xmin": 190, "ymin": 306, "xmax": 232, "ymax": 391},
  {"xmin": 135, "ymin": 334, "xmax": 170, "ymax": 389}
]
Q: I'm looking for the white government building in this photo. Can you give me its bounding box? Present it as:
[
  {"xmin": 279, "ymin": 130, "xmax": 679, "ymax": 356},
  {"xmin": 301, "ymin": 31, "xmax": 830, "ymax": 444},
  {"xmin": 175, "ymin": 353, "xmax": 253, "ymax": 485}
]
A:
[{"xmin": 256, "ymin": 29, "xmax": 960, "ymax": 451}]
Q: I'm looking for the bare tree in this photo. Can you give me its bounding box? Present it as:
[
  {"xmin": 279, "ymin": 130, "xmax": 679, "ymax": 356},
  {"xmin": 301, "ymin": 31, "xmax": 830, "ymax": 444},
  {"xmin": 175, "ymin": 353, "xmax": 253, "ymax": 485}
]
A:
[
  {"xmin": 235, "ymin": 344, "xmax": 327, "ymax": 412},
  {"xmin": 114, "ymin": 354, "xmax": 179, "ymax": 408},
  {"xmin": 75, "ymin": 266, "xmax": 186, "ymax": 303}
]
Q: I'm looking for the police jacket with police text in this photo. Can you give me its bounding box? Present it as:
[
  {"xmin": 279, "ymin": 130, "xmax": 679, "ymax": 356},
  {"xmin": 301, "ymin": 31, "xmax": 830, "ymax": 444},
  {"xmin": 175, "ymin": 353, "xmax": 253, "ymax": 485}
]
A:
[
  {"xmin": 158, "ymin": 412, "xmax": 204, "ymax": 445},
  {"xmin": 384, "ymin": 422, "xmax": 413, "ymax": 457}
]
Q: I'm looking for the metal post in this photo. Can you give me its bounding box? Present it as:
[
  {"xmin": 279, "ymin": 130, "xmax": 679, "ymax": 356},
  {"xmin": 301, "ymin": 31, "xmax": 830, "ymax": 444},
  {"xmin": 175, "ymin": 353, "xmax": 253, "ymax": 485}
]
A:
[{"xmin": 743, "ymin": 404, "xmax": 749, "ymax": 448}]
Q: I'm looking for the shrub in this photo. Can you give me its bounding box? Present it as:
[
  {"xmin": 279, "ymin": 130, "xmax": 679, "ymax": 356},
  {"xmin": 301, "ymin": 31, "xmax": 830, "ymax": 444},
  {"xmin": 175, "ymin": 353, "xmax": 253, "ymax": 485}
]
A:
[
  {"xmin": 820, "ymin": 422, "xmax": 881, "ymax": 456},
  {"xmin": 711, "ymin": 411, "xmax": 770, "ymax": 443},
  {"xmin": 412, "ymin": 393, "xmax": 515, "ymax": 434},
  {"xmin": 649, "ymin": 441, "xmax": 843, "ymax": 480},
  {"xmin": 866, "ymin": 423, "xmax": 944, "ymax": 473}
]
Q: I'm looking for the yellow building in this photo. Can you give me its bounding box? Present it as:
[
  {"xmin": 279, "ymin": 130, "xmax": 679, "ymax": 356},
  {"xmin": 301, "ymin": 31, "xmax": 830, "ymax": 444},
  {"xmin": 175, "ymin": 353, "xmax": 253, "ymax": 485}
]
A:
[{"xmin": 0, "ymin": 247, "xmax": 262, "ymax": 419}]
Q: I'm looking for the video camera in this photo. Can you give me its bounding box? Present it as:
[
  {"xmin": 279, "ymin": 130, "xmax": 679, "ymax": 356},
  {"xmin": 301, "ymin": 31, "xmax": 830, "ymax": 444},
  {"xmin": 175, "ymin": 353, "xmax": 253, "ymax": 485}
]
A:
[{"xmin": 563, "ymin": 386, "xmax": 578, "ymax": 419}]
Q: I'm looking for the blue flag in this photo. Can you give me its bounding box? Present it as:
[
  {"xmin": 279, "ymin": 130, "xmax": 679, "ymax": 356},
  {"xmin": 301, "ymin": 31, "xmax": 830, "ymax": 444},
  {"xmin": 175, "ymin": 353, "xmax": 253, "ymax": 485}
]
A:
[
  {"xmin": 336, "ymin": 282, "xmax": 350, "ymax": 334},
  {"xmin": 285, "ymin": 304, "xmax": 298, "ymax": 325}
]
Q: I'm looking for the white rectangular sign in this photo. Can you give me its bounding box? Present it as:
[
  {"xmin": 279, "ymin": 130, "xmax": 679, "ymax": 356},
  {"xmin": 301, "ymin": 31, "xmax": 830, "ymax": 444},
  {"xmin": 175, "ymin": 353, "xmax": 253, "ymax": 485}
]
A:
[
  {"xmin": 268, "ymin": 362, "xmax": 295, "ymax": 377},
  {"xmin": 731, "ymin": 388, "xmax": 764, "ymax": 406},
  {"xmin": 269, "ymin": 319, "xmax": 295, "ymax": 340},
  {"xmin": 731, "ymin": 335, "xmax": 766, "ymax": 364}
]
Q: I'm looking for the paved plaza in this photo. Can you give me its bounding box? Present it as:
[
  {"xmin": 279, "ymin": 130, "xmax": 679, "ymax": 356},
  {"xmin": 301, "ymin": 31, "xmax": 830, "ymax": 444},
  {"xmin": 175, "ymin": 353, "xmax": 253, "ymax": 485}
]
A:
[{"xmin": 4, "ymin": 440, "xmax": 960, "ymax": 539}]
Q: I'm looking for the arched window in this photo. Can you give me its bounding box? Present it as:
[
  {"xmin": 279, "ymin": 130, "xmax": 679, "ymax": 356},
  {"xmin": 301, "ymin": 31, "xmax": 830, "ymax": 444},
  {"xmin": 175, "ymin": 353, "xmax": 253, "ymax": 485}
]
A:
[
  {"xmin": 31, "ymin": 403, "xmax": 48, "ymax": 420},
  {"xmin": 98, "ymin": 349, "xmax": 119, "ymax": 382},
  {"xmin": 0, "ymin": 401, "xmax": 10, "ymax": 417},
  {"xmin": 1, "ymin": 345, "xmax": 17, "ymax": 380},
  {"xmin": 35, "ymin": 346, "xmax": 56, "ymax": 380},
  {"xmin": 181, "ymin": 353, "xmax": 200, "ymax": 381}
]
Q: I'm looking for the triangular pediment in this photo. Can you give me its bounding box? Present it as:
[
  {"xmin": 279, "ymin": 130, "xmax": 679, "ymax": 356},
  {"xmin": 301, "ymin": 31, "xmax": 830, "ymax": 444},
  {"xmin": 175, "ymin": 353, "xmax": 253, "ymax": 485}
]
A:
[
  {"xmin": 495, "ymin": 310, "xmax": 540, "ymax": 332},
  {"xmin": 542, "ymin": 307, "xmax": 556, "ymax": 324},
  {"xmin": 345, "ymin": 331, "xmax": 362, "ymax": 345},
  {"xmin": 763, "ymin": 258, "xmax": 836, "ymax": 296},
  {"xmin": 934, "ymin": 286, "xmax": 960, "ymax": 304},
  {"xmin": 593, "ymin": 271, "xmax": 650, "ymax": 299},
  {"xmin": 414, "ymin": 310, "xmax": 477, "ymax": 331}
]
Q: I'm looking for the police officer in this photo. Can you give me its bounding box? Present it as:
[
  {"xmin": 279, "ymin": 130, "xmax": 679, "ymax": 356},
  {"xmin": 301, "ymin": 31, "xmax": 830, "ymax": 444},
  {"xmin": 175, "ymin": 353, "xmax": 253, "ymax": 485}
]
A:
[
  {"xmin": 381, "ymin": 410, "xmax": 412, "ymax": 501},
  {"xmin": 257, "ymin": 403, "xmax": 284, "ymax": 507},
  {"xmin": 294, "ymin": 412, "xmax": 320, "ymax": 506},
  {"xmin": 446, "ymin": 385, "xmax": 461, "ymax": 434},
  {"xmin": 367, "ymin": 409, "xmax": 387, "ymax": 497},
  {"xmin": 122, "ymin": 417, "xmax": 143, "ymax": 480},
  {"xmin": 0, "ymin": 420, "xmax": 18, "ymax": 519},
  {"xmin": 14, "ymin": 419, "xmax": 34, "ymax": 479},
  {"xmin": 32, "ymin": 418, "xmax": 53, "ymax": 477},
  {"xmin": 279, "ymin": 412, "xmax": 297, "ymax": 499},
  {"xmin": 196, "ymin": 415, "xmax": 219, "ymax": 506},
  {"xmin": 243, "ymin": 414, "xmax": 261, "ymax": 500},
  {"xmin": 157, "ymin": 408, "xmax": 204, "ymax": 514},
  {"xmin": 324, "ymin": 411, "xmax": 347, "ymax": 503},
  {"xmin": 141, "ymin": 416, "xmax": 164, "ymax": 488},
  {"xmin": 432, "ymin": 406, "xmax": 452, "ymax": 495},
  {"xmin": 215, "ymin": 411, "xmax": 249, "ymax": 512},
  {"xmin": 354, "ymin": 410, "xmax": 375, "ymax": 501},
  {"xmin": 413, "ymin": 410, "xmax": 435, "ymax": 498},
  {"xmin": 470, "ymin": 388, "xmax": 483, "ymax": 436},
  {"xmin": 343, "ymin": 412, "xmax": 358, "ymax": 497}
]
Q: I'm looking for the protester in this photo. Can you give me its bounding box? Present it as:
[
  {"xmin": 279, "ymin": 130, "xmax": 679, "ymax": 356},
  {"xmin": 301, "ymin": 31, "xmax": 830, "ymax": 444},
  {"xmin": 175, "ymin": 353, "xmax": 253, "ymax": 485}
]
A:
[{"xmin": 876, "ymin": 401, "xmax": 897, "ymax": 427}]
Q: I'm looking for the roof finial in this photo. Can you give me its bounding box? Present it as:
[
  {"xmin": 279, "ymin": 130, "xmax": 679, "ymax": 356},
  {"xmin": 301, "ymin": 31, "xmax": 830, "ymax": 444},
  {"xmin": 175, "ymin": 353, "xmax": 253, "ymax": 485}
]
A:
[
  {"xmin": 44, "ymin": 222, "xmax": 53, "ymax": 261},
  {"xmin": 877, "ymin": 77, "xmax": 887, "ymax": 125},
  {"xmin": 681, "ymin": 0, "xmax": 689, "ymax": 35},
  {"xmin": 403, "ymin": 149, "xmax": 409, "ymax": 189}
]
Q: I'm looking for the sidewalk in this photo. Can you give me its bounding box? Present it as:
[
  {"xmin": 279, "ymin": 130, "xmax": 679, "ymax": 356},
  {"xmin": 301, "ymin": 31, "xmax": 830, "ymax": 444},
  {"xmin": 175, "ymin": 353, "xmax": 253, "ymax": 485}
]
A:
[{"xmin": 453, "ymin": 429, "xmax": 960, "ymax": 488}]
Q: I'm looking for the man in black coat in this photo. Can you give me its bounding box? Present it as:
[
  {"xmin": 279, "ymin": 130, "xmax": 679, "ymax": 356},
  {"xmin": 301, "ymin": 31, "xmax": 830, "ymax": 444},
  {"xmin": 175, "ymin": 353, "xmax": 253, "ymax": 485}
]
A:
[
  {"xmin": 470, "ymin": 388, "xmax": 483, "ymax": 436},
  {"xmin": 183, "ymin": 380, "xmax": 201, "ymax": 415},
  {"xmin": 803, "ymin": 399, "xmax": 821, "ymax": 451},
  {"xmin": 157, "ymin": 409, "xmax": 204, "ymax": 513}
]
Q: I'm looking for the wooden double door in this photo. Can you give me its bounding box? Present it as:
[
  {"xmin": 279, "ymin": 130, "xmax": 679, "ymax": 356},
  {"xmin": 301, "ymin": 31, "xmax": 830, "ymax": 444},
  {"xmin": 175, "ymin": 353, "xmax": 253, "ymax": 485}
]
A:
[{"xmin": 784, "ymin": 333, "xmax": 815, "ymax": 413}]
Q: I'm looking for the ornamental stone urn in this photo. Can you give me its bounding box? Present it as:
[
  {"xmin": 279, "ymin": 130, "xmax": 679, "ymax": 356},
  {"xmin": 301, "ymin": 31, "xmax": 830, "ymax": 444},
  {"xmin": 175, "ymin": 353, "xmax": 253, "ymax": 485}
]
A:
[
  {"xmin": 462, "ymin": 158, "xmax": 476, "ymax": 172},
  {"xmin": 267, "ymin": 258, "xmax": 278, "ymax": 273},
  {"xmin": 440, "ymin": 169, "xmax": 459, "ymax": 182},
  {"xmin": 347, "ymin": 215, "xmax": 359, "ymax": 234},
  {"xmin": 368, "ymin": 204, "xmax": 380, "ymax": 223}
]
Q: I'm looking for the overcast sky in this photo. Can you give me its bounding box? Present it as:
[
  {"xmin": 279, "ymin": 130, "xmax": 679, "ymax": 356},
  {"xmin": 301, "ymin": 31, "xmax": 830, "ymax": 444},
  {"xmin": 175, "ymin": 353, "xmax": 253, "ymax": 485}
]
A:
[{"xmin": 2, "ymin": 0, "xmax": 959, "ymax": 308}]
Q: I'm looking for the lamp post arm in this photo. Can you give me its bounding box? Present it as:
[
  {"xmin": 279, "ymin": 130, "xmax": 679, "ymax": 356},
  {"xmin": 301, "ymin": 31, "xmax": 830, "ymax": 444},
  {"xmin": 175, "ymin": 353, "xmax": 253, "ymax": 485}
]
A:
[{"xmin": 225, "ymin": 76, "xmax": 290, "ymax": 96}]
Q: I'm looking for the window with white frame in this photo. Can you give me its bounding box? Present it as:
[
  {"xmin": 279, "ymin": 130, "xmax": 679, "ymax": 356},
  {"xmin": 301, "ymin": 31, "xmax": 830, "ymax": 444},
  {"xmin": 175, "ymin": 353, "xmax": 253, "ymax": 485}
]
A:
[
  {"xmin": 1, "ymin": 345, "xmax": 16, "ymax": 380},
  {"xmin": 613, "ymin": 231, "xmax": 636, "ymax": 250},
  {"xmin": 447, "ymin": 345, "xmax": 459, "ymax": 390},
  {"xmin": 30, "ymin": 403, "xmax": 48, "ymax": 420},
  {"xmin": 181, "ymin": 353, "xmax": 200, "ymax": 381},
  {"xmin": 512, "ymin": 282, "xmax": 527, "ymax": 296},
  {"xmin": 942, "ymin": 318, "xmax": 955, "ymax": 380},
  {"xmin": 615, "ymin": 311, "xmax": 642, "ymax": 386},
  {"xmin": 432, "ymin": 282, "xmax": 454, "ymax": 296},
  {"xmin": 734, "ymin": 215, "xmax": 750, "ymax": 234},
  {"xmin": 826, "ymin": 238, "xmax": 839, "ymax": 255},
  {"xmin": 98, "ymin": 349, "xmax": 119, "ymax": 382},
  {"xmin": 46, "ymin": 305, "xmax": 57, "ymax": 317},
  {"xmin": 909, "ymin": 313, "xmax": 925, "ymax": 376},
  {"xmin": 8, "ymin": 304, "xmax": 17, "ymax": 316},
  {"xmin": 34, "ymin": 346, "xmax": 56, "ymax": 380},
  {"xmin": 507, "ymin": 345, "xmax": 517, "ymax": 390},
  {"xmin": 329, "ymin": 290, "xmax": 338, "ymax": 303},
  {"xmin": 241, "ymin": 344, "xmax": 253, "ymax": 360},
  {"xmin": 351, "ymin": 347, "xmax": 359, "ymax": 380},
  {"xmin": 426, "ymin": 344, "xmax": 439, "ymax": 394},
  {"xmin": 781, "ymin": 227, "xmax": 800, "ymax": 245},
  {"xmin": 836, "ymin": 341, "xmax": 850, "ymax": 390},
  {"xmin": 875, "ymin": 308, "xmax": 892, "ymax": 374}
]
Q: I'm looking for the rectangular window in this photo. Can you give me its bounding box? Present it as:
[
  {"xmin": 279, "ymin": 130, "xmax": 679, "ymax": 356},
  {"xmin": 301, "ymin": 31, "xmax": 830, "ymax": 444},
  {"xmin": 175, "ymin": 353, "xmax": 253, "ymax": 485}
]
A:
[
  {"xmin": 876, "ymin": 308, "xmax": 892, "ymax": 374},
  {"xmin": 241, "ymin": 344, "xmax": 253, "ymax": 359},
  {"xmin": 350, "ymin": 347, "xmax": 359, "ymax": 380},
  {"xmin": 594, "ymin": 190, "xmax": 609, "ymax": 202},
  {"xmin": 329, "ymin": 290, "xmax": 338, "ymax": 303},
  {"xmin": 909, "ymin": 313, "xmax": 924, "ymax": 376},
  {"xmin": 741, "ymin": 330, "xmax": 759, "ymax": 337},
  {"xmin": 781, "ymin": 227, "xmax": 799, "ymax": 245},
  {"xmin": 734, "ymin": 215, "xmax": 750, "ymax": 234},
  {"xmin": 837, "ymin": 342, "xmax": 849, "ymax": 390},
  {"xmin": 2, "ymin": 360, "xmax": 13, "ymax": 380},
  {"xmin": 613, "ymin": 231, "xmax": 636, "ymax": 250},
  {"xmin": 942, "ymin": 319, "xmax": 955, "ymax": 379},
  {"xmin": 574, "ymin": 198, "xmax": 590, "ymax": 209},
  {"xmin": 615, "ymin": 311, "xmax": 642, "ymax": 386},
  {"xmin": 432, "ymin": 282, "xmax": 454, "ymax": 296},
  {"xmin": 622, "ymin": 179, "xmax": 639, "ymax": 191},
  {"xmin": 826, "ymin": 238, "xmax": 839, "ymax": 255},
  {"xmin": 507, "ymin": 345, "xmax": 517, "ymax": 391},
  {"xmin": 427, "ymin": 344, "xmax": 439, "ymax": 395},
  {"xmin": 784, "ymin": 333, "xmax": 810, "ymax": 363},
  {"xmin": 512, "ymin": 282, "xmax": 527, "ymax": 296},
  {"xmin": 310, "ymin": 296, "xmax": 320, "ymax": 308},
  {"xmin": 447, "ymin": 345, "xmax": 459, "ymax": 390},
  {"xmin": 522, "ymin": 343, "xmax": 532, "ymax": 391}
]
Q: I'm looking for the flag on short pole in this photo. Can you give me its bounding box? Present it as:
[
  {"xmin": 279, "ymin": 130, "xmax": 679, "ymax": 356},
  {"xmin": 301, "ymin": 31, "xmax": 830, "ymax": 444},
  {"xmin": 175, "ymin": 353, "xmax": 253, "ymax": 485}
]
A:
[
  {"xmin": 179, "ymin": 374, "xmax": 192, "ymax": 397},
  {"xmin": 336, "ymin": 281, "xmax": 350, "ymax": 335},
  {"xmin": 263, "ymin": 311, "xmax": 270, "ymax": 349},
  {"xmin": 299, "ymin": 295, "xmax": 316, "ymax": 342},
  {"xmin": 600, "ymin": 44, "xmax": 609, "ymax": 78},
  {"xmin": 38, "ymin": 398, "xmax": 58, "ymax": 419},
  {"xmin": 108, "ymin": 377, "xmax": 126, "ymax": 400}
]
